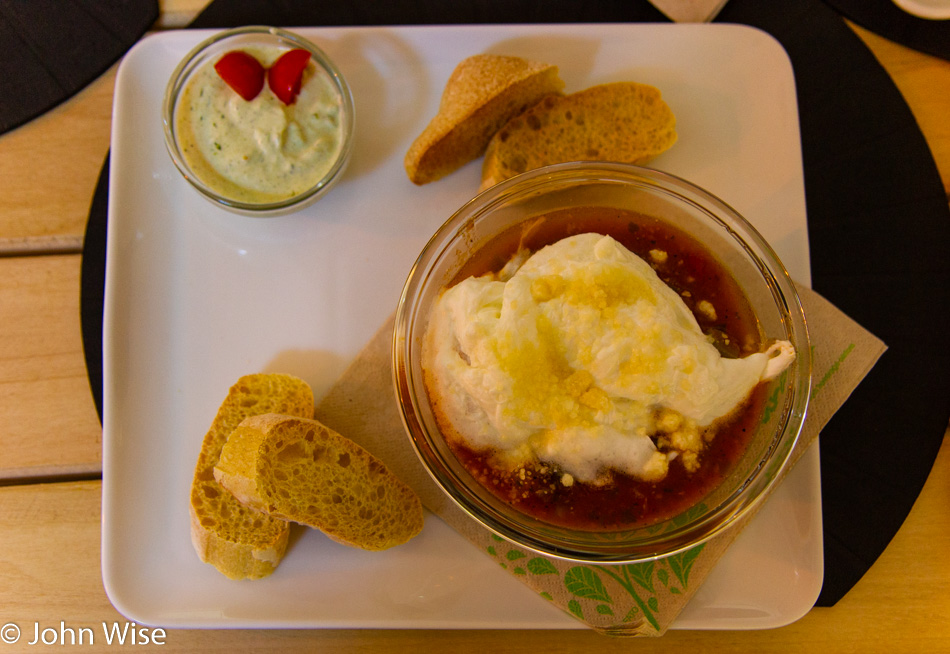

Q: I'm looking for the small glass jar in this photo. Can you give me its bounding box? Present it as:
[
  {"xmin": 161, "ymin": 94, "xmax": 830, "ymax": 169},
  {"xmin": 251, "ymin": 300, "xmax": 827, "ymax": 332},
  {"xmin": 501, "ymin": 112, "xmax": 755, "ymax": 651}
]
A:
[{"xmin": 163, "ymin": 26, "xmax": 354, "ymax": 217}]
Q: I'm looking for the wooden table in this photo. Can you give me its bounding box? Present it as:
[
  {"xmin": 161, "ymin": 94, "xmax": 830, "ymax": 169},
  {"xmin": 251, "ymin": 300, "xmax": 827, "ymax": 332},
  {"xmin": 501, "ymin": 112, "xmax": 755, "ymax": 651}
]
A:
[{"xmin": 1, "ymin": 2, "xmax": 948, "ymax": 650}]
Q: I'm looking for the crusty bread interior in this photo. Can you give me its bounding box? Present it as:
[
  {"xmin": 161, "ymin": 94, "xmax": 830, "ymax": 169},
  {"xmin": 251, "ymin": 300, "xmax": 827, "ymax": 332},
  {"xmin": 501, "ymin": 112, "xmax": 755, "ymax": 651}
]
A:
[
  {"xmin": 189, "ymin": 374, "xmax": 314, "ymax": 580},
  {"xmin": 480, "ymin": 81, "xmax": 677, "ymax": 190},
  {"xmin": 215, "ymin": 414, "xmax": 424, "ymax": 552}
]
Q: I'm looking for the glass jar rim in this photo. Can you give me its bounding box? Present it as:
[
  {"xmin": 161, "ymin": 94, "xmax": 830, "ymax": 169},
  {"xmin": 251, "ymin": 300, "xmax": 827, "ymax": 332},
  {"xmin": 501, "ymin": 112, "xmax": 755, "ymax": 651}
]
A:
[{"xmin": 161, "ymin": 26, "xmax": 355, "ymax": 216}]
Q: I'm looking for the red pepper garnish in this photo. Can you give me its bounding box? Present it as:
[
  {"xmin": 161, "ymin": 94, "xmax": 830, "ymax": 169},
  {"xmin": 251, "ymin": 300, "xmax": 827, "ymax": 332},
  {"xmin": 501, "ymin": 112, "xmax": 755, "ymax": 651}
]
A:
[
  {"xmin": 213, "ymin": 50, "xmax": 265, "ymax": 101},
  {"xmin": 267, "ymin": 49, "xmax": 312, "ymax": 105}
]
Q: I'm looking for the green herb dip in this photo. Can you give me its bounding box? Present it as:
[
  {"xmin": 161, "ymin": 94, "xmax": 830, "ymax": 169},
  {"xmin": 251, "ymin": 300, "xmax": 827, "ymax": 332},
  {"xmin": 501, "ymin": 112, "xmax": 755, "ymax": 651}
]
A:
[{"xmin": 176, "ymin": 45, "xmax": 344, "ymax": 204}]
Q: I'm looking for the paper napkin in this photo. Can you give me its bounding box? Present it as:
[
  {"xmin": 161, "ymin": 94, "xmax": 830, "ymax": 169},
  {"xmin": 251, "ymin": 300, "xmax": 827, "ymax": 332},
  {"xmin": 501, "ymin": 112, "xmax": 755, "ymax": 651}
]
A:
[{"xmin": 314, "ymin": 283, "xmax": 886, "ymax": 636}]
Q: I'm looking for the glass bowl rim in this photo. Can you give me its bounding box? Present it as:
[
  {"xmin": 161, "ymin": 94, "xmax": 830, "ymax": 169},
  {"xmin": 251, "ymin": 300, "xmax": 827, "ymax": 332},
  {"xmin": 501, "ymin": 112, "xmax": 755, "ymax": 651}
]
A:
[{"xmin": 392, "ymin": 161, "xmax": 812, "ymax": 563}]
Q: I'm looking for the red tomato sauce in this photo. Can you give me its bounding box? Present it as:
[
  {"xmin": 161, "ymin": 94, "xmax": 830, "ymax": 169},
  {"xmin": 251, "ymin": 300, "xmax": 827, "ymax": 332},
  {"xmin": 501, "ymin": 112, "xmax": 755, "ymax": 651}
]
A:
[{"xmin": 432, "ymin": 206, "xmax": 767, "ymax": 531}]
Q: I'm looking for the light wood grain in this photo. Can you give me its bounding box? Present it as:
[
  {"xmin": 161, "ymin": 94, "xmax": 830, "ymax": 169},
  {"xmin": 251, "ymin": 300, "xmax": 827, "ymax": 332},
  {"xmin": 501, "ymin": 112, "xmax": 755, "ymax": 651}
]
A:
[
  {"xmin": 1, "ymin": 431, "xmax": 947, "ymax": 651},
  {"xmin": 849, "ymin": 22, "xmax": 950, "ymax": 196},
  {"xmin": 0, "ymin": 1, "xmax": 210, "ymax": 251},
  {"xmin": 155, "ymin": 0, "xmax": 212, "ymax": 28},
  {"xmin": 0, "ymin": 66, "xmax": 114, "ymax": 250},
  {"xmin": 0, "ymin": 255, "xmax": 102, "ymax": 479}
]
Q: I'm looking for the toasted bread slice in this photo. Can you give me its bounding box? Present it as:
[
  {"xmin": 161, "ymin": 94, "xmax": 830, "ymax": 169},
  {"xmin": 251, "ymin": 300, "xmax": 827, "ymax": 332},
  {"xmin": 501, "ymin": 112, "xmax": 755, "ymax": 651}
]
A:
[
  {"xmin": 480, "ymin": 82, "xmax": 677, "ymax": 190},
  {"xmin": 189, "ymin": 374, "xmax": 314, "ymax": 580},
  {"xmin": 214, "ymin": 414, "xmax": 424, "ymax": 551},
  {"xmin": 404, "ymin": 54, "xmax": 564, "ymax": 185}
]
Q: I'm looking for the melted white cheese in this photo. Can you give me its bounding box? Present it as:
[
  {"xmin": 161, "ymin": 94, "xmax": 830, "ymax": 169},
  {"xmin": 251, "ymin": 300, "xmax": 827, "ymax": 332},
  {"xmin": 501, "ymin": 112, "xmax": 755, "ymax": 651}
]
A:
[{"xmin": 423, "ymin": 233, "xmax": 794, "ymax": 483}]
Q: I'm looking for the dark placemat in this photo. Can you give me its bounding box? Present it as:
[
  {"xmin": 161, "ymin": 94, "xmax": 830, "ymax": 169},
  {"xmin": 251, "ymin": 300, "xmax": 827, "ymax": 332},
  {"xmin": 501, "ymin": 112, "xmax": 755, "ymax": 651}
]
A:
[
  {"xmin": 0, "ymin": 0, "xmax": 158, "ymax": 135},
  {"xmin": 80, "ymin": 0, "xmax": 950, "ymax": 608},
  {"xmin": 823, "ymin": 0, "xmax": 950, "ymax": 61}
]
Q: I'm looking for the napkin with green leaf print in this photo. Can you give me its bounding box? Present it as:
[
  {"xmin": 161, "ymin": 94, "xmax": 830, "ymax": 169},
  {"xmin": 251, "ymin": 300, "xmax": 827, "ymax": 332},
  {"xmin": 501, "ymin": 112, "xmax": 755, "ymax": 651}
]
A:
[{"xmin": 314, "ymin": 282, "xmax": 885, "ymax": 636}]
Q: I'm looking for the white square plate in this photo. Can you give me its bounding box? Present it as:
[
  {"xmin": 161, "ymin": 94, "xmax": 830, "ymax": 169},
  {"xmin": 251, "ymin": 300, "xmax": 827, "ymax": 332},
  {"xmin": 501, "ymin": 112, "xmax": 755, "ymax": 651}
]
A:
[{"xmin": 102, "ymin": 23, "xmax": 821, "ymax": 630}]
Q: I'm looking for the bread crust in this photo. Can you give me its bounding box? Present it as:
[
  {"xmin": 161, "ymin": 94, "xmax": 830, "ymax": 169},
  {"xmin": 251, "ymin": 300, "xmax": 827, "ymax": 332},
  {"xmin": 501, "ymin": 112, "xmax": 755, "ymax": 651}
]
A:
[
  {"xmin": 404, "ymin": 54, "xmax": 564, "ymax": 184},
  {"xmin": 480, "ymin": 82, "xmax": 677, "ymax": 190},
  {"xmin": 189, "ymin": 374, "xmax": 314, "ymax": 579},
  {"xmin": 215, "ymin": 414, "xmax": 424, "ymax": 551}
]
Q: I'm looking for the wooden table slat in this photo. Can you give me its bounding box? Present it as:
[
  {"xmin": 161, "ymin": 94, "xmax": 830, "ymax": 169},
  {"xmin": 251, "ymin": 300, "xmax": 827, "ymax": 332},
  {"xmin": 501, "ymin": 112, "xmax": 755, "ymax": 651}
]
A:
[{"xmin": 0, "ymin": 255, "xmax": 102, "ymax": 479}]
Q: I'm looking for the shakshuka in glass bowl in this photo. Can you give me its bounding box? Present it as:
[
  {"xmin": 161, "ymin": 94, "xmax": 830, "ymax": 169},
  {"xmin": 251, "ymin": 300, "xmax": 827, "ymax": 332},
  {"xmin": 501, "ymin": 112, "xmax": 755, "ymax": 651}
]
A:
[{"xmin": 393, "ymin": 162, "xmax": 811, "ymax": 563}]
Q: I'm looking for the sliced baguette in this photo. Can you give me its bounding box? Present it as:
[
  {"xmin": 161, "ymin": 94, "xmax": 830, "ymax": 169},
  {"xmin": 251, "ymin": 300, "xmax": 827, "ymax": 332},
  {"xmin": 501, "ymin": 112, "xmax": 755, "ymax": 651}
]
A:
[
  {"xmin": 214, "ymin": 414, "xmax": 424, "ymax": 551},
  {"xmin": 480, "ymin": 81, "xmax": 677, "ymax": 190},
  {"xmin": 189, "ymin": 374, "xmax": 314, "ymax": 580},
  {"xmin": 404, "ymin": 54, "xmax": 564, "ymax": 185}
]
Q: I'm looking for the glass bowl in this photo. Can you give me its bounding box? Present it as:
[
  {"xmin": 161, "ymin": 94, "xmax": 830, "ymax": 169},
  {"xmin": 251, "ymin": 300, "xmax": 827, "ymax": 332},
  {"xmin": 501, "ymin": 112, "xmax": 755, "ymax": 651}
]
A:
[
  {"xmin": 393, "ymin": 162, "xmax": 811, "ymax": 563},
  {"xmin": 162, "ymin": 26, "xmax": 354, "ymax": 217}
]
